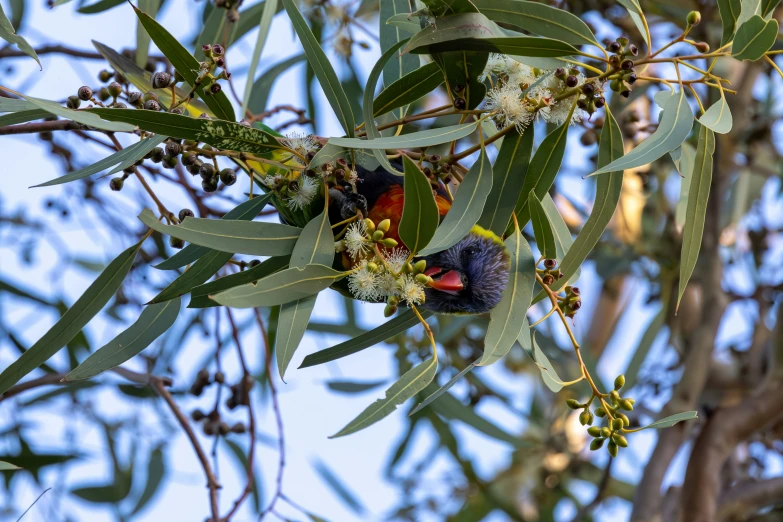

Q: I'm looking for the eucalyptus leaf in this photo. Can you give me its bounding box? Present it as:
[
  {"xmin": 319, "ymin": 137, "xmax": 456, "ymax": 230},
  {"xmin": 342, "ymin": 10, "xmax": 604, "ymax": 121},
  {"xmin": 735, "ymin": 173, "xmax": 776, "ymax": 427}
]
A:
[
  {"xmin": 418, "ymin": 150, "xmax": 492, "ymax": 256},
  {"xmin": 675, "ymin": 141, "xmax": 697, "ymax": 228},
  {"xmin": 540, "ymin": 194, "xmax": 578, "ymax": 282},
  {"xmin": 385, "ymin": 13, "xmax": 421, "ymax": 34},
  {"xmin": 471, "ymin": 0, "xmax": 599, "ymax": 47},
  {"xmin": 0, "ymin": 461, "xmax": 21, "ymax": 471},
  {"xmin": 78, "ymin": 0, "xmax": 125, "ymax": 14},
  {"xmin": 408, "ymin": 32, "xmax": 578, "ymax": 57},
  {"xmin": 277, "ymin": 210, "xmax": 334, "ymax": 379},
  {"xmin": 381, "ymin": 0, "xmax": 421, "ymax": 121},
  {"xmin": 529, "ymin": 331, "xmax": 563, "ymax": 392},
  {"xmin": 241, "ymin": 0, "xmax": 278, "ymax": 116},
  {"xmin": 90, "ymin": 109, "xmax": 282, "ymax": 156},
  {"xmin": 616, "ymin": 0, "xmax": 650, "ymax": 49},
  {"xmin": 589, "ymin": 89, "xmax": 692, "ymax": 176},
  {"xmin": 677, "ymin": 124, "xmax": 715, "ymax": 311},
  {"xmin": 717, "ymin": 0, "xmax": 741, "ymax": 44},
  {"xmin": 373, "ymin": 62, "xmax": 443, "ymax": 118},
  {"xmin": 0, "ymin": 109, "xmax": 49, "ymax": 127},
  {"xmin": 478, "ymin": 127, "xmax": 534, "ymax": 235},
  {"xmin": 0, "ymin": 240, "xmax": 144, "ymax": 395},
  {"xmin": 299, "ymin": 309, "xmax": 433, "ymax": 368},
  {"xmin": 155, "ymin": 195, "xmax": 274, "ymax": 270},
  {"xmin": 331, "ymin": 356, "xmax": 437, "ymax": 437},
  {"xmin": 432, "ymin": 50, "xmax": 488, "ymax": 109},
  {"xmin": 138, "ymin": 208, "xmax": 301, "ymax": 256},
  {"xmin": 329, "ymin": 121, "xmax": 478, "ymax": 150},
  {"xmin": 698, "ymin": 92, "xmax": 732, "ymax": 134},
  {"xmin": 66, "ymin": 299, "xmax": 180, "ymax": 381},
  {"xmin": 732, "ymin": 15, "xmax": 778, "ymax": 61},
  {"xmin": 636, "ymin": 411, "xmax": 698, "ymax": 430},
  {"xmin": 247, "ymin": 54, "xmax": 306, "ymax": 114},
  {"xmin": 399, "ymin": 156, "xmax": 440, "ymax": 254},
  {"xmin": 136, "ymin": 0, "xmax": 160, "ymax": 68},
  {"xmin": 21, "ymin": 96, "xmax": 135, "ymax": 132},
  {"xmin": 0, "ymin": 2, "xmax": 39, "ymax": 68},
  {"xmin": 430, "ymin": 390, "xmax": 524, "ymax": 446},
  {"xmin": 326, "ymin": 380, "xmax": 387, "ymax": 393},
  {"xmin": 309, "ymin": 142, "xmax": 380, "ymax": 172},
  {"xmin": 132, "ymin": 4, "xmax": 235, "ymax": 120},
  {"xmin": 409, "ymin": 364, "xmax": 474, "ymax": 415},
  {"xmin": 401, "ymin": 12, "xmax": 503, "ymax": 54},
  {"xmin": 129, "ymin": 448, "xmax": 165, "ymax": 515},
  {"xmin": 189, "ymin": 255, "xmax": 290, "ymax": 308},
  {"xmin": 211, "ymin": 264, "xmax": 344, "ymax": 308},
  {"xmin": 281, "ymin": 0, "xmax": 355, "ymax": 135},
  {"xmin": 529, "ymin": 192, "xmax": 556, "ymax": 259},
  {"xmin": 477, "ymin": 221, "xmax": 534, "ymax": 366}
]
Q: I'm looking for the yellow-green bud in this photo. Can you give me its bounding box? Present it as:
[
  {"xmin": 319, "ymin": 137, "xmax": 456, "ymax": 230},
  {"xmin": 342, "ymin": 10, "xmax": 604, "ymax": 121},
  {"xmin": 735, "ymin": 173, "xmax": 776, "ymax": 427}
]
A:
[
  {"xmin": 611, "ymin": 418, "xmax": 624, "ymax": 431},
  {"xmin": 619, "ymin": 399, "xmax": 634, "ymax": 411},
  {"xmin": 607, "ymin": 441, "xmax": 618, "ymax": 457},
  {"xmin": 404, "ymin": 262, "xmax": 414, "ymax": 274},
  {"xmin": 614, "ymin": 374, "xmax": 625, "ymax": 390},
  {"xmin": 590, "ymin": 438, "xmax": 604, "ymax": 451},
  {"xmin": 384, "ymin": 304, "xmax": 398, "ymax": 317},
  {"xmin": 610, "ymin": 390, "xmax": 620, "ymax": 401},
  {"xmin": 566, "ymin": 399, "xmax": 581, "ymax": 409},
  {"xmin": 687, "ymin": 10, "xmax": 701, "ymax": 26},
  {"xmin": 601, "ymin": 427, "xmax": 612, "ymax": 438},
  {"xmin": 612, "ymin": 434, "xmax": 628, "ymax": 447},
  {"xmin": 387, "ymin": 295, "xmax": 399, "ymax": 306},
  {"xmin": 380, "ymin": 238, "xmax": 398, "ymax": 248},
  {"xmin": 372, "ymin": 230, "xmax": 385, "ymax": 242},
  {"xmin": 367, "ymin": 262, "xmax": 379, "ymax": 273},
  {"xmin": 595, "ymin": 407, "xmax": 606, "ymax": 417},
  {"xmin": 377, "ymin": 219, "xmax": 391, "ymax": 233},
  {"xmin": 414, "ymin": 260, "xmax": 427, "ymax": 273},
  {"xmin": 587, "ymin": 427, "xmax": 602, "ymax": 437},
  {"xmin": 364, "ymin": 218, "xmax": 376, "ymax": 234},
  {"xmin": 579, "ymin": 411, "xmax": 593, "ymax": 426},
  {"xmin": 415, "ymin": 273, "xmax": 429, "ymax": 285},
  {"xmin": 618, "ymin": 413, "xmax": 630, "ymax": 427}
]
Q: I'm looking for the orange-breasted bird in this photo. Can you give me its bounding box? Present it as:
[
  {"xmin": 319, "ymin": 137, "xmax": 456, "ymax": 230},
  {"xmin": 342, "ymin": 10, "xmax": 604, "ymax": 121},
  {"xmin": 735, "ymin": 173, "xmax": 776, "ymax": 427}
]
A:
[{"xmin": 328, "ymin": 163, "xmax": 510, "ymax": 315}]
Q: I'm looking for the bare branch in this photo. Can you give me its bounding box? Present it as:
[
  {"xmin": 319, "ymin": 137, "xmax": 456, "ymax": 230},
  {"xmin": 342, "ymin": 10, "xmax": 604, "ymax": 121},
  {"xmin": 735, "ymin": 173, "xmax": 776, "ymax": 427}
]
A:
[{"xmin": 718, "ymin": 477, "xmax": 783, "ymax": 521}]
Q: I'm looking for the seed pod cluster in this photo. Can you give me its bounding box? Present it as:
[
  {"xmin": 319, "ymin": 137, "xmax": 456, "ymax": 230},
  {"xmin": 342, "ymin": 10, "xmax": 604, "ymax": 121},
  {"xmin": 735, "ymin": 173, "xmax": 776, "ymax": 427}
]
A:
[{"xmin": 584, "ymin": 373, "xmax": 636, "ymax": 456}]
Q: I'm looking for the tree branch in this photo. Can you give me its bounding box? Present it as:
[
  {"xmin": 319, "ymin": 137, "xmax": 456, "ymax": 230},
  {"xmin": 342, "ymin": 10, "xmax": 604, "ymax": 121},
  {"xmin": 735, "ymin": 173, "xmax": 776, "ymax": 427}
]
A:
[
  {"xmin": 0, "ymin": 120, "xmax": 83, "ymax": 136},
  {"xmin": 718, "ymin": 477, "xmax": 783, "ymax": 521}
]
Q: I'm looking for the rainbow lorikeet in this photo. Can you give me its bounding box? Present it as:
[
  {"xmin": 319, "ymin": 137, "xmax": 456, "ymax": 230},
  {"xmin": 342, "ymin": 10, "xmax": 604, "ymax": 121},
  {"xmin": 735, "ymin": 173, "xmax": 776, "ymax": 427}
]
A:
[{"xmin": 328, "ymin": 164, "xmax": 510, "ymax": 315}]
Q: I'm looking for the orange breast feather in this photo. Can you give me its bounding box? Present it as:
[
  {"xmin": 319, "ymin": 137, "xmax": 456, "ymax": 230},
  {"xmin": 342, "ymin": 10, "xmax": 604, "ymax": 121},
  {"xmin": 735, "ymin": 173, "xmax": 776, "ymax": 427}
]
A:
[{"xmin": 367, "ymin": 185, "xmax": 451, "ymax": 247}]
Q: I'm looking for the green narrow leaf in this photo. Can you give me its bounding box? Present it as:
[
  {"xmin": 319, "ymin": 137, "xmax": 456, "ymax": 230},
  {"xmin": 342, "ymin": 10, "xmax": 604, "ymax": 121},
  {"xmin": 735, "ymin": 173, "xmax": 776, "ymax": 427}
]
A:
[
  {"xmin": 478, "ymin": 127, "xmax": 534, "ymax": 235},
  {"xmin": 534, "ymin": 106, "xmax": 623, "ymax": 303},
  {"xmin": 299, "ymin": 309, "xmax": 433, "ymax": 368},
  {"xmin": 0, "ymin": 109, "xmax": 50, "ymax": 126},
  {"xmin": 471, "ymin": 0, "xmax": 599, "ymax": 47},
  {"xmin": 0, "ymin": 461, "xmax": 22, "ymax": 471},
  {"xmin": 281, "ymin": 0, "xmax": 355, "ymax": 135},
  {"xmin": 635, "ymin": 411, "xmax": 698, "ymax": 430},
  {"xmin": 66, "ymin": 299, "xmax": 180, "ymax": 381},
  {"xmin": 0, "ymin": 240, "xmax": 144, "ymax": 395},
  {"xmin": 309, "ymin": 142, "xmax": 380, "ymax": 172},
  {"xmin": 329, "ymin": 121, "xmax": 478, "ymax": 150},
  {"xmin": 195, "ymin": 1, "xmax": 279, "ymax": 60},
  {"xmin": 401, "ymin": 12, "xmax": 502, "ymax": 54},
  {"xmin": 616, "ymin": 0, "xmax": 651, "ymax": 49},
  {"xmin": 698, "ymin": 92, "xmax": 732, "ymax": 135},
  {"xmin": 528, "ymin": 192, "xmax": 556, "ymax": 259},
  {"xmin": 528, "ymin": 331, "xmax": 563, "ymax": 392},
  {"xmin": 248, "ymin": 54, "xmax": 305, "ymax": 114},
  {"xmin": 762, "ymin": 0, "xmax": 781, "ymax": 16},
  {"xmin": 326, "ymin": 380, "xmax": 387, "ymax": 393},
  {"xmin": 430, "ymin": 391, "xmax": 524, "ymax": 447},
  {"xmin": 677, "ymin": 124, "xmax": 715, "ymax": 312},
  {"xmin": 0, "ymin": 2, "xmax": 39, "ymax": 68},
  {"xmin": 0, "ymin": 98, "xmax": 38, "ymax": 112},
  {"xmin": 312, "ymin": 459, "xmax": 366, "ymax": 514},
  {"xmin": 418, "ymin": 150, "xmax": 493, "ymax": 256},
  {"xmin": 477, "ymin": 223, "xmax": 535, "ymax": 366},
  {"xmin": 432, "ymin": 50, "xmax": 488, "ymax": 109},
  {"xmin": 277, "ymin": 210, "xmax": 334, "ymax": 379},
  {"xmin": 381, "ymin": 0, "xmax": 420, "ymax": 120},
  {"xmin": 155, "ymin": 196, "xmax": 273, "ymax": 270},
  {"xmin": 624, "ymin": 304, "xmax": 667, "ymax": 391},
  {"xmin": 129, "ymin": 448, "xmax": 165, "ymax": 515},
  {"xmin": 34, "ymin": 135, "xmax": 167, "ymax": 188},
  {"xmin": 189, "ymin": 255, "xmax": 290, "ymax": 308},
  {"xmin": 211, "ymin": 264, "xmax": 344, "ymax": 308},
  {"xmin": 511, "ymin": 117, "xmax": 570, "ymax": 228},
  {"xmin": 385, "ymin": 13, "xmax": 421, "ymax": 34},
  {"xmin": 331, "ymin": 356, "xmax": 438, "ymax": 437},
  {"xmin": 136, "ymin": 0, "xmax": 160, "ymax": 67},
  {"xmin": 90, "ymin": 109, "xmax": 282, "ymax": 156},
  {"xmin": 132, "ymin": 4, "xmax": 235, "ymax": 121},
  {"xmin": 20, "ymin": 95, "xmax": 135, "ymax": 132},
  {"xmin": 736, "ymin": 0, "xmax": 762, "ymax": 28},
  {"xmin": 717, "ymin": 0, "xmax": 742, "ymax": 45},
  {"xmin": 675, "ymin": 142, "xmax": 697, "ymax": 229},
  {"xmin": 590, "ymin": 89, "xmax": 693, "ymax": 176},
  {"xmin": 77, "ymin": 0, "xmax": 125, "ymax": 14},
  {"xmin": 399, "ymin": 156, "xmax": 440, "ymax": 253},
  {"xmin": 241, "ymin": 0, "xmax": 279, "ymax": 117},
  {"xmin": 138, "ymin": 208, "xmax": 301, "ymax": 256},
  {"xmin": 409, "ymin": 364, "xmax": 474, "ymax": 415},
  {"xmin": 374, "ymin": 62, "xmax": 443, "ymax": 118},
  {"xmin": 732, "ymin": 15, "xmax": 778, "ymax": 61},
  {"xmin": 540, "ymin": 194, "xmax": 578, "ymax": 281}
]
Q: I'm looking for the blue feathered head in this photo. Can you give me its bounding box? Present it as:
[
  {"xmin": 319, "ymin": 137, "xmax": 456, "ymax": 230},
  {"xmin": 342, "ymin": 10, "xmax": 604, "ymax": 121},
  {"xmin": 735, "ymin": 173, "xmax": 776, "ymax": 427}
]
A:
[{"xmin": 418, "ymin": 226, "xmax": 510, "ymax": 315}]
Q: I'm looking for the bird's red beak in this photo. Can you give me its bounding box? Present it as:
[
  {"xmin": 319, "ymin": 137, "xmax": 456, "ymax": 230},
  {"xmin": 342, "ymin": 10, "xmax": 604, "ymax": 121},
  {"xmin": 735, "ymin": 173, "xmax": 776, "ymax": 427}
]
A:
[{"xmin": 428, "ymin": 269, "xmax": 464, "ymax": 293}]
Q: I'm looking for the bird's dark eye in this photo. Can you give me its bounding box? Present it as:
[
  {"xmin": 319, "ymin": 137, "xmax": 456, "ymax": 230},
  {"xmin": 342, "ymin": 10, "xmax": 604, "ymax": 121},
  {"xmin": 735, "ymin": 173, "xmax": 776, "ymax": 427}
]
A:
[{"xmin": 462, "ymin": 246, "xmax": 478, "ymax": 260}]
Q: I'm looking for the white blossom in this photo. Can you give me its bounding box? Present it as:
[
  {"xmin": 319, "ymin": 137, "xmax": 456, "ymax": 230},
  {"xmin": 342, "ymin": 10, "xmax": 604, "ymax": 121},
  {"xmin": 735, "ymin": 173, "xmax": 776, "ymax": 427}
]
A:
[
  {"xmin": 385, "ymin": 248, "xmax": 410, "ymax": 274},
  {"xmin": 284, "ymin": 132, "xmax": 319, "ymax": 158},
  {"xmin": 548, "ymin": 99, "xmax": 584, "ymax": 126},
  {"xmin": 398, "ymin": 274, "xmax": 426, "ymax": 306},
  {"xmin": 344, "ymin": 220, "xmax": 370, "ymax": 258},
  {"xmin": 287, "ymin": 175, "xmax": 318, "ymax": 211},
  {"xmin": 485, "ymin": 83, "xmax": 534, "ymax": 131},
  {"xmin": 347, "ymin": 261, "xmax": 381, "ymax": 301}
]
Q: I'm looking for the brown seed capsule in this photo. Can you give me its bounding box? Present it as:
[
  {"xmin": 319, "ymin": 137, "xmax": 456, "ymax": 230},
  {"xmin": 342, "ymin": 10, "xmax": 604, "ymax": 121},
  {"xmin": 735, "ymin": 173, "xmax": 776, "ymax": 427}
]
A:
[
  {"xmin": 581, "ymin": 83, "xmax": 595, "ymax": 95},
  {"xmin": 165, "ymin": 141, "xmax": 181, "ymax": 157},
  {"xmin": 202, "ymin": 178, "xmax": 219, "ymax": 193},
  {"xmin": 209, "ymin": 83, "xmax": 222, "ymax": 95},
  {"xmin": 215, "ymin": 57, "xmax": 225, "ymax": 68},
  {"xmin": 219, "ymin": 168, "xmax": 237, "ymax": 186},
  {"xmin": 66, "ymin": 96, "xmax": 81, "ymax": 109},
  {"xmin": 77, "ymin": 86, "xmax": 93, "ymax": 101},
  {"xmin": 230, "ymin": 422, "xmax": 247, "ymax": 434},
  {"xmin": 212, "ymin": 44, "xmax": 225, "ymax": 57},
  {"xmin": 565, "ymin": 75, "xmax": 578, "ymax": 87},
  {"xmin": 109, "ymin": 177, "xmax": 124, "ymax": 191},
  {"xmin": 107, "ymin": 81, "xmax": 123, "ymax": 98},
  {"xmin": 151, "ymin": 71, "xmax": 172, "ymax": 89},
  {"xmin": 542, "ymin": 274, "xmax": 554, "ymax": 285},
  {"xmin": 199, "ymin": 163, "xmax": 216, "ymax": 180},
  {"xmin": 178, "ymin": 208, "xmax": 195, "ymax": 221},
  {"xmin": 143, "ymin": 99, "xmax": 161, "ymax": 111},
  {"xmin": 191, "ymin": 409, "xmax": 206, "ymax": 422},
  {"xmin": 594, "ymin": 96, "xmax": 606, "ymax": 108},
  {"xmin": 453, "ymin": 97, "xmax": 466, "ymax": 110},
  {"xmin": 544, "ymin": 258, "xmax": 557, "ymax": 268},
  {"xmin": 170, "ymin": 236, "xmax": 184, "ymax": 249},
  {"xmin": 621, "ymin": 59, "xmax": 634, "ymax": 70},
  {"xmin": 127, "ymin": 91, "xmax": 143, "ymax": 106},
  {"xmin": 607, "ymin": 41, "xmax": 621, "ymax": 53},
  {"xmin": 628, "ymin": 44, "xmax": 639, "ymax": 56},
  {"xmin": 99, "ymin": 70, "xmax": 114, "ymax": 83}
]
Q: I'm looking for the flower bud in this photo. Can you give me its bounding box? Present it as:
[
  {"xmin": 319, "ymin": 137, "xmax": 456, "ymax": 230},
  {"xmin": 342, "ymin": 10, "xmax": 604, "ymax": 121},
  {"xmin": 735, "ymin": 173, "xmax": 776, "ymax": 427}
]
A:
[
  {"xmin": 372, "ymin": 230, "xmax": 385, "ymax": 242},
  {"xmin": 601, "ymin": 427, "xmax": 611, "ymax": 438},
  {"xmin": 566, "ymin": 399, "xmax": 582, "ymax": 409},
  {"xmin": 590, "ymin": 438, "xmax": 605, "ymax": 450},
  {"xmin": 99, "ymin": 70, "xmax": 113, "ymax": 83},
  {"xmin": 695, "ymin": 41, "xmax": 710, "ymax": 53},
  {"xmin": 618, "ymin": 413, "xmax": 630, "ymax": 426},
  {"xmin": 380, "ymin": 238, "xmax": 398, "ymax": 248},
  {"xmin": 107, "ymin": 81, "xmax": 122, "ymax": 98},
  {"xmin": 366, "ymin": 262, "xmax": 379, "ymax": 273},
  {"xmin": 414, "ymin": 260, "xmax": 427, "ymax": 273},
  {"xmin": 619, "ymin": 399, "xmax": 634, "ymax": 411},
  {"xmin": 611, "ymin": 418, "xmax": 624, "ymax": 431},
  {"xmin": 614, "ymin": 374, "xmax": 625, "ymax": 390},
  {"xmin": 612, "ymin": 434, "xmax": 628, "ymax": 447},
  {"xmin": 66, "ymin": 96, "xmax": 81, "ymax": 109},
  {"xmin": 595, "ymin": 407, "xmax": 606, "ymax": 417},
  {"xmin": 579, "ymin": 410, "xmax": 593, "ymax": 426},
  {"xmin": 415, "ymin": 273, "xmax": 429, "ymax": 285},
  {"xmin": 364, "ymin": 218, "xmax": 376, "ymax": 234},
  {"xmin": 687, "ymin": 10, "xmax": 701, "ymax": 26},
  {"xmin": 587, "ymin": 426, "xmax": 602, "ymax": 437},
  {"xmin": 377, "ymin": 219, "xmax": 391, "ymax": 233},
  {"xmin": 384, "ymin": 304, "xmax": 398, "ymax": 317},
  {"xmin": 607, "ymin": 441, "xmax": 618, "ymax": 457},
  {"xmin": 109, "ymin": 177, "xmax": 124, "ymax": 191},
  {"xmin": 179, "ymin": 208, "xmax": 195, "ymax": 221}
]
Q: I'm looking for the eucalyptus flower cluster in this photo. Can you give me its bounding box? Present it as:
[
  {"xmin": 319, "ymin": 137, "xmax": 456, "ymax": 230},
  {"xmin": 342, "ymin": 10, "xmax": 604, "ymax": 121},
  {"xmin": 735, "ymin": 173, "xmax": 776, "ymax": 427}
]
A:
[
  {"xmin": 481, "ymin": 53, "xmax": 597, "ymax": 131},
  {"xmin": 343, "ymin": 218, "xmax": 432, "ymax": 315},
  {"xmin": 568, "ymin": 374, "xmax": 636, "ymax": 457}
]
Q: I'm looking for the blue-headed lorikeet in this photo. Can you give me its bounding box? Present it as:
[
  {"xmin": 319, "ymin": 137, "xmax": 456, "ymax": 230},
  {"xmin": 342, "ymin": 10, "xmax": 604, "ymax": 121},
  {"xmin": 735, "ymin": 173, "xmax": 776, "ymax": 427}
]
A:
[{"xmin": 328, "ymin": 164, "xmax": 510, "ymax": 315}]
